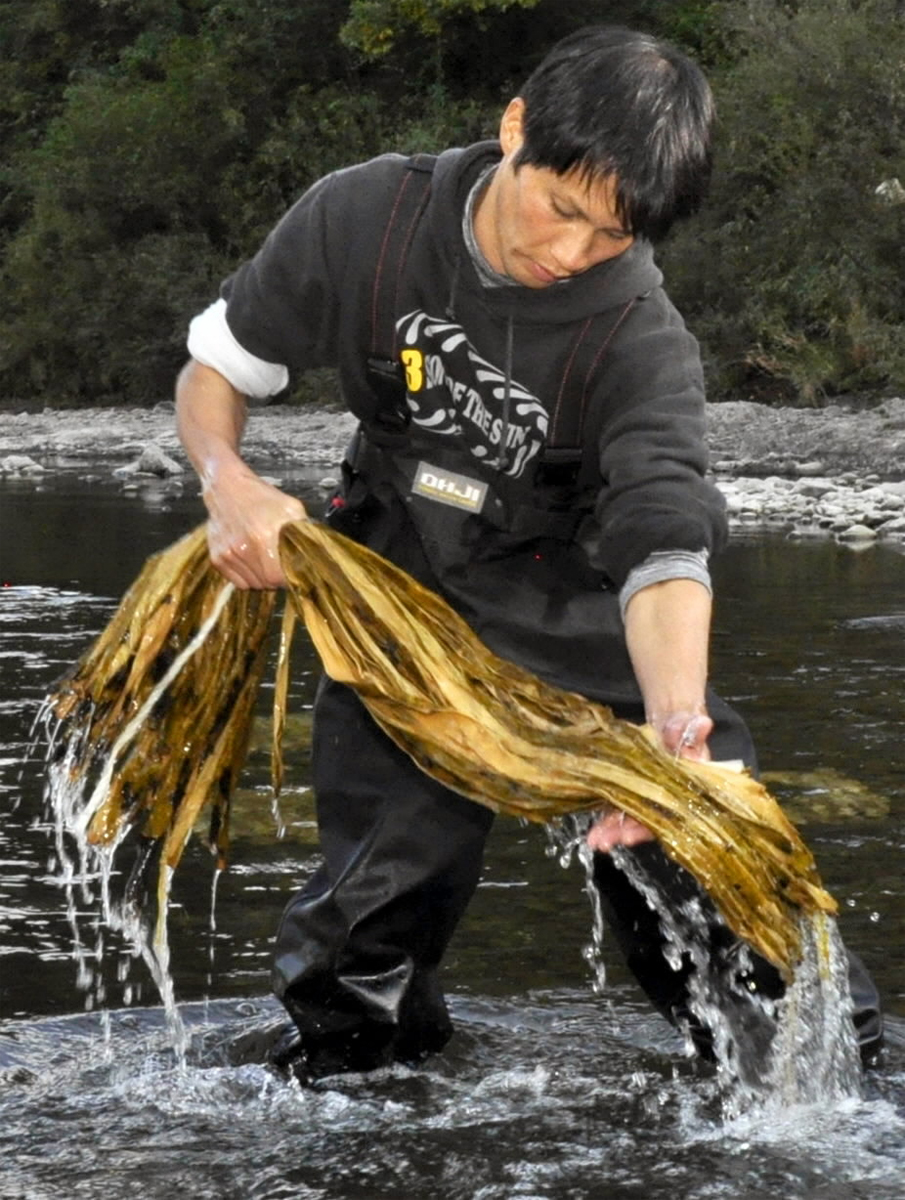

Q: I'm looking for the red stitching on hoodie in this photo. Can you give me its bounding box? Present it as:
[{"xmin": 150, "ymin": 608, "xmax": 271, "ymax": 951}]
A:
[
  {"xmin": 370, "ymin": 172, "xmax": 416, "ymax": 356},
  {"xmin": 550, "ymin": 316, "xmax": 593, "ymax": 442}
]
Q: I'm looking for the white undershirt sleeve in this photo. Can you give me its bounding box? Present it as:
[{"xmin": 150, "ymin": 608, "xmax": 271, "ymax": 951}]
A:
[{"xmin": 187, "ymin": 298, "xmax": 289, "ymax": 400}]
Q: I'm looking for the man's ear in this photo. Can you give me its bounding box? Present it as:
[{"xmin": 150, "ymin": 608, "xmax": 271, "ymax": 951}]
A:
[{"xmin": 499, "ymin": 97, "xmax": 526, "ymax": 157}]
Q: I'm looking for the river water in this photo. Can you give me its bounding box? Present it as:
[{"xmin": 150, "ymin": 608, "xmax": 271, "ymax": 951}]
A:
[{"xmin": 1, "ymin": 471, "xmax": 903, "ymax": 1199}]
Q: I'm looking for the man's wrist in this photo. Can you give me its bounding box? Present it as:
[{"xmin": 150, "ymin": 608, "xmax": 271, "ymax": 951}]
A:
[
  {"xmin": 645, "ymin": 701, "xmax": 708, "ymax": 727},
  {"xmin": 199, "ymin": 450, "xmax": 254, "ymax": 495}
]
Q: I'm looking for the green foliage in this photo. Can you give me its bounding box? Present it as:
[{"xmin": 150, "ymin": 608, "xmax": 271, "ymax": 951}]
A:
[
  {"xmin": 340, "ymin": 0, "xmax": 540, "ymax": 59},
  {"xmin": 0, "ymin": 1, "xmax": 361, "ymax": 403},
  {"xmin": 1, "ymin": 30, "xmax": 242, "ymax": 401},
  {"xmin": 650, "ymin": 1, "xmax": 738, "ymax": 68},
  {"xmin": 663, "ymin": 0, "xmax": 905, "ymax": 402},
  {"xmin": 3, "ymin": 0, "xmax": 905, "ymax": 406}
]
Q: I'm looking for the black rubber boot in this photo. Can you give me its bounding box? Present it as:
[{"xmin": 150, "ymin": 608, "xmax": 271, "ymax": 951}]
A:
[{"xmin": 270, "ymin": 677, "xmax": 493, "ymax": 1079}]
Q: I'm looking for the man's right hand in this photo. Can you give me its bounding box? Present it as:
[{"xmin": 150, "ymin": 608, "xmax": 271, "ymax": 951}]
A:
[
  {"xmin": 175, "ymin": 358, "xmax": 307, "ymax": 590},
  {"xmin": 203, "ymin": 465, "xmax": 307, "ymax": 590}
]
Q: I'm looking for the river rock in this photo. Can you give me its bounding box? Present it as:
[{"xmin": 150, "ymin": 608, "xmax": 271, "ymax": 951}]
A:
[
  {"xmin": 878, "ymin": 515, "xmax": 905, "ymax": 537},
  {"xmin": 761, "ymin": 767, "xmax": 890, "ymax": 823},
  {"xmin": 114, "ymin": 443, "xmax": 184, "ymax": 479},
  {"xmin": 0, "ymin": 454, "xmax": 44, "ymax": 475},
  {"xmin": 836, "ymin": 523, "xmax": 878, "ymax": 542},
  {"xmin": 796, "ymin": 460, "xmax": 827, "ymax": 476},
  {"xmin": 794, "ymin": 478, "xmax": 836, "ymax": 498}
]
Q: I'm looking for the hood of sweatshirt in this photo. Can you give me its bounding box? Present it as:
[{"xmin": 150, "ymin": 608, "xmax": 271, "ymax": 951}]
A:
[{"xmin": 426, "ymin": 141, "xmax": 663, "ymax": 326}]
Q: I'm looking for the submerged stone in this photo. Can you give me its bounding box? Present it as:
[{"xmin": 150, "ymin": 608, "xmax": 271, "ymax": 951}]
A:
[{"xmin": 761, "ymin": 768, "xmax": 890, "ymax": 823}]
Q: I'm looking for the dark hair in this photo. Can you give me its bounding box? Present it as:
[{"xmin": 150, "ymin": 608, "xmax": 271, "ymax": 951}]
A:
[{"xmin": 514, "ymin": 26, "xmax": 714, "ymax": 241}]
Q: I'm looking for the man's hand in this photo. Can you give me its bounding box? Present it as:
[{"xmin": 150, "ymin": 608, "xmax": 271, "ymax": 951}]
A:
[
  {"xmin": 587, "ymin": 810, "xmax": 654, "ymax": 852},
  {"xmin": 175, "ymin": 358, "xmax": 307, "ymax": 589},
  {"xmin": 204, "ymin": 466, "xmax": 307, "ymax": 590},
  {"xmin": 586, "ymin": 709, "xmax": 713, "ymax": 852},
  {"xmin": 653, "ymin": 709, "xmax": 714, "ymax": 763}
]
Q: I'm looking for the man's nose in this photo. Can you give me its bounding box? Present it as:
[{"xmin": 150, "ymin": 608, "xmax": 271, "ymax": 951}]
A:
[{"xmin": 550, "ymin": 226, "xmax": 598, "ymax": 274}]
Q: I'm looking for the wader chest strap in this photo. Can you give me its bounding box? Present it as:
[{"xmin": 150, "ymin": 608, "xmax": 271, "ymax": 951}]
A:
[
  {"xmin": 541, "ymin": 297, "xmax": 639, "ymax": 473},
  {"xmin": 369, "ymin": 154, "xmax": 435, "ymax": 362},
  {"xmin": 364, "ymin": 154, "xmax": 435, "ymax": 442}
]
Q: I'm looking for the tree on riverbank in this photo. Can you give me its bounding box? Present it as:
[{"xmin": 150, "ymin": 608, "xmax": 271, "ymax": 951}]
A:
[
  {"xmin": 663, "ymin": 0, "xmax": 905, "ymax": 405},
  {"xmin": 1, "ymin": 0, "xmax": 903, "ymax": 407}
]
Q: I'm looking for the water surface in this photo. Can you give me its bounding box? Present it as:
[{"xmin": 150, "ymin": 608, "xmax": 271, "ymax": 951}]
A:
[{"xmin": 1, "ymin": 473, "xmax": 903, "ymax": 1198}]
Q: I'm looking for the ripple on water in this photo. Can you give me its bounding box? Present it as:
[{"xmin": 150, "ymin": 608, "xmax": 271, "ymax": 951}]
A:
[
  {"xmin": 1, "ymin": 998, "xmax": 904, "ymax": 1200},
  {"xmin": 841, "ymin": 613, "xmax": 905, "ymax": 630}
]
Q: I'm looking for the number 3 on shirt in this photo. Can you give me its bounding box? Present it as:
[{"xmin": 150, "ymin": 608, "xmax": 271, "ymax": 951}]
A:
[{"xmin": 401, "ymin": 348, "xmax": 425, "ymax": 393}]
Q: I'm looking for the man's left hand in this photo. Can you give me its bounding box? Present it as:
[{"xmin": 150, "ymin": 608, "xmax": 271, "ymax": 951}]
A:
[{"xmin": 586, "ymin": 710, "xmax": 713, "ymax": 852}]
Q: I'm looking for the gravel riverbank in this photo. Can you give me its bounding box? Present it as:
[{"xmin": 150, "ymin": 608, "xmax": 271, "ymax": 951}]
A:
[{"xmin": 2, "ymin": 397, "xmax": 905, "ymax": 547}]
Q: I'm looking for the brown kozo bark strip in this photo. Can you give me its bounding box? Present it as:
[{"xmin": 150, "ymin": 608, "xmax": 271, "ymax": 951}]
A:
[{"xmin": 46, "ymin": 520, "xmax": 836, "ymax": 981}]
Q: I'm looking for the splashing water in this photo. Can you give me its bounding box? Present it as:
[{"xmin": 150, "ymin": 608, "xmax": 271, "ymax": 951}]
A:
[
  {"xmin": 766, "ymin": 912, "xmax": 862, "ymax": 1105},
  {"xmin": 546, "ymin": 819, "xmax": 609, "ymax": 995},
  {"xmin": 39, "ymin": 718, "xmax": 189, "ymax": 1059},
  {"xmin": 547, "ymin": 814, "xmax": 862, "ymax": 1118}
]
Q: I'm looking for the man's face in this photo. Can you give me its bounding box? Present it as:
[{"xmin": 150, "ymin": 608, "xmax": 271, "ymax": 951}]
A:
[{"xmin": 474, "ymin": 98, "xmax": 635, "ymax": 289}]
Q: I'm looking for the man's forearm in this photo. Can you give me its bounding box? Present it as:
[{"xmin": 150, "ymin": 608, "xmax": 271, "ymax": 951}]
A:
[
  {"xmin": 174, "ymin": 358, "xmax": 307, "ymax": 589},
  {"xmin": 623, "ymin": 576, "xmax": 711, "ymax": 739},
  {"xmin": 176, "ymin": 358, "xmax": 249, "ymax": 490},
  {"xmin": 587, "ymin": 576, "xmax": 713, "ymax": 852}
]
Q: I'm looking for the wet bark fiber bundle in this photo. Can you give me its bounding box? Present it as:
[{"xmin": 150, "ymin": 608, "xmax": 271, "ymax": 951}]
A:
[
  {"xmin": 47, "ymin": 519, "xmax": 836, "ymax": 980},
  {"xmin": 48, "ymin": 526, "xmax": 275, "ymax": 877}
]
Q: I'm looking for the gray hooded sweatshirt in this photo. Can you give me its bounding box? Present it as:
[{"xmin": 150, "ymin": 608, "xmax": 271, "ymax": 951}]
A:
[{"xmin": 192, "ymin": 141, "xmax": 726, "ymax": 705}]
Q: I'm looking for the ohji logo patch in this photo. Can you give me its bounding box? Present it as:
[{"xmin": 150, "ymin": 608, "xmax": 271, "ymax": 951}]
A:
[
  {"xmin": 412, "ymin": 461, "xmax": 488, "ymax": 513},
  {"xmin": 401, "ymin": 348, "xmax": 425, "ymax": 392}
]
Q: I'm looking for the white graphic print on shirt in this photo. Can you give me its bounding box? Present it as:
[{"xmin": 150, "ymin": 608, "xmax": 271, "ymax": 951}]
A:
[{"xmin": 398, "ymin": 310, "xmax": 547, "ymax": 479}]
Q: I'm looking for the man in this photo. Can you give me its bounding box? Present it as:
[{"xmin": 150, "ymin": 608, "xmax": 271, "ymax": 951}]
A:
[{"xmin": 176, "ymin": 26, "xmax": 881, "ymax": 1081}]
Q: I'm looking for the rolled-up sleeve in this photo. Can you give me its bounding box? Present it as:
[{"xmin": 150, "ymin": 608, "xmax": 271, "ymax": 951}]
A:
[{"xmin": 187, "ymin": 299, "xmax": 289, "ymax": 399}]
